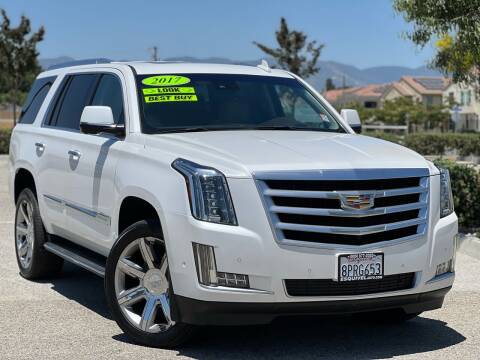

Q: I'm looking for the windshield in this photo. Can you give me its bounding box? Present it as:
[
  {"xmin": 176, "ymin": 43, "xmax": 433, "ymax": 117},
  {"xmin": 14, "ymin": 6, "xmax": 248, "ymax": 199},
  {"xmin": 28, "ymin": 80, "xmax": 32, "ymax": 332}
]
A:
[{"xmin": 136, "ymin": 73, "xmax": 345, "ymax": 134}]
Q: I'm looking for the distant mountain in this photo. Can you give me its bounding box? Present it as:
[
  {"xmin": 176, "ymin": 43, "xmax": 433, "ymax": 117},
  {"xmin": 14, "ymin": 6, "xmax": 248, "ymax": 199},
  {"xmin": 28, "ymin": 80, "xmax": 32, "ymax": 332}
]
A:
[
  {"xmin": 39, "ymin": 56, "xmax": 75, "ymax": 69},
  {"xmin": 39, "ymin": 56, "xmax": 442, "ymax": 90},
  {"xmin": 358, "ymin": 65, "xmax": 442, "ymax": 85}
]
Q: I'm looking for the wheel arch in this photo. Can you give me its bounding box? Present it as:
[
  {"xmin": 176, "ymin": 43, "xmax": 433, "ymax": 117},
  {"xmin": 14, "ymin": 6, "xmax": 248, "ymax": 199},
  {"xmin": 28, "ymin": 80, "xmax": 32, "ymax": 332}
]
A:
[
  {"xmin": 117, "ymin": 194, "xmax": 164, "ymax": 237},
  {"xmin": 14, "ymin": 167, "xmax": 37, "ymax": 203}
]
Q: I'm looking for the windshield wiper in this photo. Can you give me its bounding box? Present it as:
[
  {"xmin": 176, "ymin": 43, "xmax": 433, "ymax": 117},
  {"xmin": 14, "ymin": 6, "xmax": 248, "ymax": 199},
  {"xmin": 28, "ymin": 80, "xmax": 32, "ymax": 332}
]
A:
[
  {"xmin": 157, "ymin": 127, "xmax": 250, "ymax": 134},
  {"xmin": 155, "ymin": 126, "xmax": 329, "ymax": 134},
  {"xmin": 157, "ymin": 127, "xmax": 215, "ymax": 134},
  {"xmin": 253, "ymin": 126, "xmax": 310, "ymax": 130}
]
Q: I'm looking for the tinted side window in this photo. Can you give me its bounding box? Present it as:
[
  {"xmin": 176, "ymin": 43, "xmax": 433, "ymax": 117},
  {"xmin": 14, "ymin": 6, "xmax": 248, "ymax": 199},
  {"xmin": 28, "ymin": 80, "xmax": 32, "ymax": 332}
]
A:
[
  {"xmin": 53, "ymin": 74, "xmax": 98, "ymax": 130},
  {"xmin": 91, "ymin": 74, "xmax": 125, "ymax": 124},
  {"xmin": 19, "ymin": 76, "xmax": 56, "ymax": 124}
]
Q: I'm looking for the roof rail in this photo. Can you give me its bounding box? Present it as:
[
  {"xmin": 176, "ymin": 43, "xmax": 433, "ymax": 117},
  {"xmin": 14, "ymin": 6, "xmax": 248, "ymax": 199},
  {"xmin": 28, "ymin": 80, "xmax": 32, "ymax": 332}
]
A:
[{"xmin": 47, "ymin": 58, "xmax": 112, "ymax": 70}]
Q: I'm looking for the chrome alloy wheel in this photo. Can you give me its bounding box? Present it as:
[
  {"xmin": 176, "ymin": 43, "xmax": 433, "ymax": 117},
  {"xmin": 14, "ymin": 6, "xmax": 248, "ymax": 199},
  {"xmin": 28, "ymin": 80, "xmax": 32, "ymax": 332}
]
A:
[
  {"xmin": 16, "ymin": 199, "xmax": 34, "ymax": 268},
  {"xmin": 114, "ymin": 237, "xmax": 175, "ymax": 333}
]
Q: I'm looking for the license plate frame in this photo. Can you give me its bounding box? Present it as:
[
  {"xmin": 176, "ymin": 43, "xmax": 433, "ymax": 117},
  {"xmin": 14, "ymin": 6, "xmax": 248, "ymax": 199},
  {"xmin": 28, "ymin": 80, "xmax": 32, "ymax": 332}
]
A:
[{"xmin": 338, "ymin": 253, "xmax": 384, "ymax": 282}]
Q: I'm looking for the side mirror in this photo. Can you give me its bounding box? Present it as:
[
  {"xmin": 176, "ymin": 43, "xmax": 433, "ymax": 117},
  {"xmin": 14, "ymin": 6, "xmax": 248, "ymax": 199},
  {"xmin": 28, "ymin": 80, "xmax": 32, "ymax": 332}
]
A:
[
  {"xmin": 340, "ymin": 109, "xmax": 362, "ymax": 133},
  {"xmin": 80, "ymin": 106, "xmax": 125, "ymax": 137}
]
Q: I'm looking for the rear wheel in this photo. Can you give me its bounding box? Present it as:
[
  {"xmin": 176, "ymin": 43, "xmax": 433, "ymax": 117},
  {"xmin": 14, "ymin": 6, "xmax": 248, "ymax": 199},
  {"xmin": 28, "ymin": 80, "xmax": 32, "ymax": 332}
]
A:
[
  {"xmin": 105, "ymin": 220, "xmax": 195, "ymax": 348},
  {"xmin": 14, "ymin": 188, "xmax": 63, "ymax": 279}
]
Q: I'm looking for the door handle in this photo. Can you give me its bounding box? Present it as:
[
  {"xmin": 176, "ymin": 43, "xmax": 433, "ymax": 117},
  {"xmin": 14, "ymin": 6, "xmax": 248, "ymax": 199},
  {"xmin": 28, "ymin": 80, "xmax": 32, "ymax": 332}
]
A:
[
  {"xmin": 35, "ymin": 142, "xmax": 45, "ymax": 150},
  {"xmin": 68, "ymin": 150, "xmax": 81, "ymax": 159}
]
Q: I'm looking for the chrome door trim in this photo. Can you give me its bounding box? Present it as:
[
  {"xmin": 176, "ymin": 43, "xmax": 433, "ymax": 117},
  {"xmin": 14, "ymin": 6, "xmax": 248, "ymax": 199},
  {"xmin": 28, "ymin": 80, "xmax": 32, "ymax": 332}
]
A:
[
  {"xmin": 44, "ymin": 194, "xmax": 64, "ymax": 204},
  {"xmin": 43, "ymin": 194, "xmax": 111, "ymax": 226},
  {"xmin": 65, "ymin": 202, "xmax": 111, "ymax": 226}
]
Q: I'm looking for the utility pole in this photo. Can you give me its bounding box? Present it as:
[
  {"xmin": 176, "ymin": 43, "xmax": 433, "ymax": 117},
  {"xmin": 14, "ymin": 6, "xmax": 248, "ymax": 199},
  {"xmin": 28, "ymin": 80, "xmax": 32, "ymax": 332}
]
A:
[{"xmin": 148, "ymin": 46, "xmax": 159, "ymax": 61}]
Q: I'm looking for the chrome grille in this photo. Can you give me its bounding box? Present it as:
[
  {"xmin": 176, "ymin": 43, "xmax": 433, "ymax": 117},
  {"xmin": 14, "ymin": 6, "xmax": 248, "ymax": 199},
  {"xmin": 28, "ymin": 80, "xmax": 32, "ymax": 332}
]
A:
[{"xmin": 255, "ymin": 168, "xmax": 429, "ymax": 248}]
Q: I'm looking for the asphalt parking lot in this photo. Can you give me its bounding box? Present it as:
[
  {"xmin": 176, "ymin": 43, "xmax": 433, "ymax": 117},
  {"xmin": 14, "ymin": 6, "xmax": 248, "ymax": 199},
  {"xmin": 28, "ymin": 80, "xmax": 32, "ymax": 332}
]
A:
[{"xmin": 1, "ymin": 154, "xmax": 479, "ymax": 359}]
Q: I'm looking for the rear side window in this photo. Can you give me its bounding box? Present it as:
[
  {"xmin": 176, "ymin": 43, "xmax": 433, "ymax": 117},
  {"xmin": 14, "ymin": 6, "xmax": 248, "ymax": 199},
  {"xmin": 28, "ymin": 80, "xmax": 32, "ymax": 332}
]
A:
[
  {"xmin": 51, "ymin": 74, "xmax": 98, "ymax": 130},
  {"xmin": 19, "ymin": 76, "xmax": 56, "ymax": 124},
  {"xmin": 91, "ymin": 74, "xmax": 125, "ymax": 124}
]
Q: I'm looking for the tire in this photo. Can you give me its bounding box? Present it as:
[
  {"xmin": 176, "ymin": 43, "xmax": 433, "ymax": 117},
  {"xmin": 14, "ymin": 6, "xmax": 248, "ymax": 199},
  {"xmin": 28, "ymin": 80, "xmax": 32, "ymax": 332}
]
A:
[
  {"xmin": 105, "ymin": 219, "xmax": 195, "ymax": 348},
  {"xmin": 354, "ymin": 309, "xmax": 422, "ymax": 324},
  {"xmin": 14, "ymin": 188, "xmax": 63, "ymax": 279}
]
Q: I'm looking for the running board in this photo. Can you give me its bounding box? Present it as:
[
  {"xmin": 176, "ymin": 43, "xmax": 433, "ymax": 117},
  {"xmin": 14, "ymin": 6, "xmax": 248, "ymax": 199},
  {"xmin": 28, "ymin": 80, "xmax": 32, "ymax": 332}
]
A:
[{"xmin": 44, "ymin": 240, "xmax": 106, "ymax": 278}]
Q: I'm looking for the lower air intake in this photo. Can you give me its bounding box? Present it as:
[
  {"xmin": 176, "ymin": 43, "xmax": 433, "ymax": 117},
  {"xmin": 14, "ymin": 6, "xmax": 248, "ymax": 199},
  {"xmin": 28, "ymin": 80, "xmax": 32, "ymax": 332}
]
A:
[{"xmin": 285, "ymin": 273, "xmax": 415, "ymax": 297}]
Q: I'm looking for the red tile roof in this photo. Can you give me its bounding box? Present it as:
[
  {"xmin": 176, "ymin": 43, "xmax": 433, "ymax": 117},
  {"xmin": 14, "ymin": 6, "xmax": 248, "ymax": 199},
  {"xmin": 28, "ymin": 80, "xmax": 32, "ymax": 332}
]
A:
[{"xmin": 323, "ymin": 84, "xmax": 388, "ymax": 103}]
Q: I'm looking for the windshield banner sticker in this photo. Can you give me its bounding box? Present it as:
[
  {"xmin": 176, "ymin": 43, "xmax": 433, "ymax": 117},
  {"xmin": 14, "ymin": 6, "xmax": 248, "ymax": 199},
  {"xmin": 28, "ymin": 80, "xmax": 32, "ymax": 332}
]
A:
[
  {"xmin": 145, "ymin": 94, "xmax": 198, "ymax": 103},
  {"xmin": 142, "ymin": 75, "xmax": 191, "ymax": 87},
  {"xmin": 142, "ymin": 87, "xmax": 195, "ymax": 95}
]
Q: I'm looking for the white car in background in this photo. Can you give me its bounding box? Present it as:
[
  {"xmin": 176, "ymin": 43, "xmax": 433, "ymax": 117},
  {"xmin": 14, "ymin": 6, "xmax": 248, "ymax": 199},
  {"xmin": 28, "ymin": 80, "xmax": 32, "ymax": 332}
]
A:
[{"xmin": 9, "ymin": 60, "xmax": 457, "ymax": 347}]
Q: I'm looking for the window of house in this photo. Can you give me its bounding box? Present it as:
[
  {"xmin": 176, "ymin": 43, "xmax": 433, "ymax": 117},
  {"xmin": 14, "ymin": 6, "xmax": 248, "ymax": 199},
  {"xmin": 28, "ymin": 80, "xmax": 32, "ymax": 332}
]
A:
[
  {"xmin": 448, "ymin": 92, "xmax": 454, "ymax": 104},
  {"xmin": 460, "ymin": 91, "xmax": 472, "ymax": 106},
  {"xmin": 425, "ymin": 96, "xmax": 433, "ymax": 106},
  {"xmin": 466, "ymin": 90, "xmax": 472, "ymax": 106}
]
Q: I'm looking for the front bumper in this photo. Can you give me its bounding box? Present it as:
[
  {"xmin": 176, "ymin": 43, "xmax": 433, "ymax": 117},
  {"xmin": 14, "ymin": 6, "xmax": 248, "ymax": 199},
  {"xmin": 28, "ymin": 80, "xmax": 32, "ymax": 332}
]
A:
[
  {"xmin": 173, "ymin": 287, "xmax": 451, "ymax": 325},
  {"xmin": 163, "ymin": 176, "xmax": 458, "ymax": 322}
]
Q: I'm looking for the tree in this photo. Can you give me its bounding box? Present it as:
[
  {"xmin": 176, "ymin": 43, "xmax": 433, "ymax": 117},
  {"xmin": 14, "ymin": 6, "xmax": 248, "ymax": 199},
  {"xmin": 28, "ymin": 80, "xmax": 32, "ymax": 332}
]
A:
[
  {"xmin": 253, "ymin": 17, "xmax": 324, "ymax": 78},
  {"xmin": 367, "ymin": 97, "xmax": 450, "ymax": 132},
  {"xmin": 0, "ymin": 9, "xmax": 44, "ymax": 125},
  {"xmin": 394, "ymin": 0, "xmax": 480, "ymax": 86},
  {"xmin": 325, "ymin": 78, "xmax": 336, "ymax": 91},
  {"xmin": 343, "ymin": 97, "xmax": 450, "ymax": 132}
]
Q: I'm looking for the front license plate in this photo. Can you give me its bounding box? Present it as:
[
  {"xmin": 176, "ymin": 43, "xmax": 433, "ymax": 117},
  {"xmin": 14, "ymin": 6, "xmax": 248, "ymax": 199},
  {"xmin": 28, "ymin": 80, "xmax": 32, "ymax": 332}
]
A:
[{"xmin": 338, "ymin": 253, "xmax": 384, "ymax": 282}]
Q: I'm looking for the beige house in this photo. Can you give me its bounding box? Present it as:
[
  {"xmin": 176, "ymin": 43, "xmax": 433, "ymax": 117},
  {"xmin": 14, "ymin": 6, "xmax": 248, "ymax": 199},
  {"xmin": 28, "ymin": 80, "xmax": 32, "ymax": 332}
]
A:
[
  {"xmin": 381, "ymin": 76, "xmax": 450, "ymax": 107},
  {"xmin": 444, "ymin": 82, "xmax": 480, "ymax": 131},
  {"xmin": 323, "ymin": 76, "xmax": 450, "ymax": 110}
]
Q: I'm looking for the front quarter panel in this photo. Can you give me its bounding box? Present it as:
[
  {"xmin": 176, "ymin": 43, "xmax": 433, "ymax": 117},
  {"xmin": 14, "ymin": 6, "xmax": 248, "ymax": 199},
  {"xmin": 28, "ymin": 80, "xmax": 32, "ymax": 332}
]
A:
[{"xmin": 112, "ymin": 139, "xmax": 191, "ymax": 253}]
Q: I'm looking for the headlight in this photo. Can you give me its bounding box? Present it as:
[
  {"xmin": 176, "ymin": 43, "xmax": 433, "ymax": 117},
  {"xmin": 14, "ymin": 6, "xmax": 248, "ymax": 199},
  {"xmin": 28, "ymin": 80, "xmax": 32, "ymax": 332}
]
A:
[
  {"xmin": 439, "ymin": 167, "xmax": 454, "ymax": 218},
  {"xmin": 172, "ymin": 158, "xmax": 237, "ymax": 225}
]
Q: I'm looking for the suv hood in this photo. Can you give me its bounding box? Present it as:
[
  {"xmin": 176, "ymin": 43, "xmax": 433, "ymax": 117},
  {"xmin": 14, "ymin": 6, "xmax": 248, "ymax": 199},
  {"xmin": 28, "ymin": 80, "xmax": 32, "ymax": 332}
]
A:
[{"xmin": 145, "ymin": 131, "xmax": 432, "ymax": 178}]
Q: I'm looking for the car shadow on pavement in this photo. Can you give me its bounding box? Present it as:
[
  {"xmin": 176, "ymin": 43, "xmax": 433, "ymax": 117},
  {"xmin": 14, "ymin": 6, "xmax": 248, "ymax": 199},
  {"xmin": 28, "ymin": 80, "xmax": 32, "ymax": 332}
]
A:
[
  {"xmin": 38, "ymin": 263, "xmax": 112, "ymax": 319},
  {"xmin": 112, "ymin": 312, "xmax": 466, "ymax": 359},
  {"xmin": 174, "ymin": 315, "xmax": 465, "ymax": 359},
  {"xmin": 40, "ymin": 265, "xmax": 465, "ymax": 359}
]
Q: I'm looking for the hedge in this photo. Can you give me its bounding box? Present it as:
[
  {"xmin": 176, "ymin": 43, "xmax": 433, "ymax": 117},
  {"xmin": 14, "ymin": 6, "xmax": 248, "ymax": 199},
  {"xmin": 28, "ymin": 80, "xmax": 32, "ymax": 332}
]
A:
[
  {"xmin": 434, "ymin": 159, "xmax": 480, "ymax": 230},
  {"xmin": 0, "ymin": 129, "xmax": 11, "ymax": 154},
  {"xmin": 369, "ymin": 133, "xmax": 480, "ymax": 230},
  {"xmin": 368, "ymin": 132, "xmax": 480, "ymax": 157},
  {"xmin": 367, "ymin": 132, "xmax": 402, "ymax": 144}
]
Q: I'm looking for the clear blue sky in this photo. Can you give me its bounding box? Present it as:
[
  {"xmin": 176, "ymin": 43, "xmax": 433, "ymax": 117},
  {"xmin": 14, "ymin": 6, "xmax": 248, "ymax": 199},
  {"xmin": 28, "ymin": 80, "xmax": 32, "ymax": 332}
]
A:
[{"xmin": 2, "ymin": 0, "xmax": 435, "ymax": 69}]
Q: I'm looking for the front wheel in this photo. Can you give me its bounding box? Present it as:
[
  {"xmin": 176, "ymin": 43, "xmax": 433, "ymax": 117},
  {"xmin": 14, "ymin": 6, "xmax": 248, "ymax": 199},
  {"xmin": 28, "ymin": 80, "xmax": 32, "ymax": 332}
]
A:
[{"xmin": 104, "ymin": 220, "xmax": 195, "ymax": 348}]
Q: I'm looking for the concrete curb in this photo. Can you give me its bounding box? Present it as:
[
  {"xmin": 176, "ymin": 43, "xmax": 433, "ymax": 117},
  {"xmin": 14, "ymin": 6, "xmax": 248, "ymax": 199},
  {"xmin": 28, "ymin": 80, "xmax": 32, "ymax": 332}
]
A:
[{"xmin": 458, "ymin": 234, "xmax": 480, "ymax": 260}]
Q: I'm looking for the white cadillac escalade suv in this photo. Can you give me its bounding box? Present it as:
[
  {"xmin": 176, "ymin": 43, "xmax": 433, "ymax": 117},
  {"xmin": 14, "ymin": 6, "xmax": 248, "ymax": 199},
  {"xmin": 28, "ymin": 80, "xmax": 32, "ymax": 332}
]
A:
[{"xmin": 9, "ymin": 60, "xmax": 458, "ymax": 347}]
